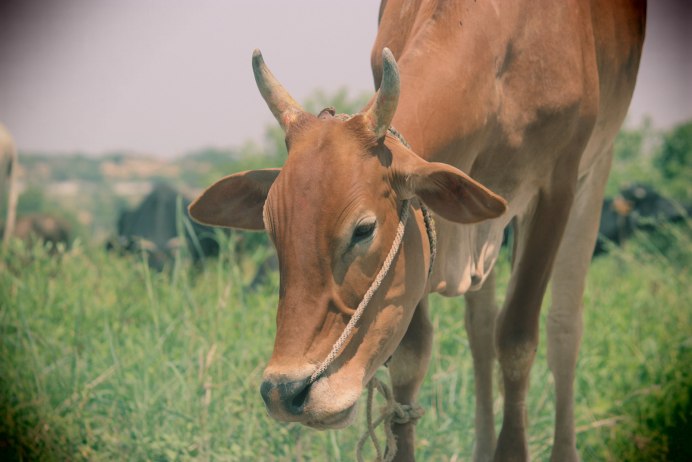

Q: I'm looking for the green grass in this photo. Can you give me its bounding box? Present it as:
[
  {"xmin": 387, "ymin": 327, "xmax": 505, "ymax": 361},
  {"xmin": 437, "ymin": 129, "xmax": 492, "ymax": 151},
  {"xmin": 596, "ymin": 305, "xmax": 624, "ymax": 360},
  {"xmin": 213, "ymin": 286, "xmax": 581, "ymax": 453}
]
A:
[{"xmin": 1, "ymin": 222, "xmax": 690, "ymax": 461}]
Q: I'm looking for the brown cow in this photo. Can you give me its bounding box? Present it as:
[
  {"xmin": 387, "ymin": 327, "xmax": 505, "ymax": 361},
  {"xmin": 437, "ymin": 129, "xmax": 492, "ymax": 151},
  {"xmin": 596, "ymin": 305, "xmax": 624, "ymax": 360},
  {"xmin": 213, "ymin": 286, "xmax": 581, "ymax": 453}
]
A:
[
  {"xmin": 0, "ymin": 123, "xmax": 18, "ymax": 247},
  {"xmin": 7, "ymin": 213, "xmax": 71, "ymax": 252},
  {"xmin": 190, "ymin": 1, "xmax": 646, "ymax": 461}
]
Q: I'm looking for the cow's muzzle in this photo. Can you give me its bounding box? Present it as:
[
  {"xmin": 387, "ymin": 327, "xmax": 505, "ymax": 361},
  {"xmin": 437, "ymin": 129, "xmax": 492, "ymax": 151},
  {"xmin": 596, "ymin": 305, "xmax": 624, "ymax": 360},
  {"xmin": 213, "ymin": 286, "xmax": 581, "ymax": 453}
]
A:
[
  {"xmin": 259, "ymin": 372, "xmax": 359, "ymax": 429},
  {"xmin": 260, "ymin": 375, "xmax": 312, "ymax": 418}
]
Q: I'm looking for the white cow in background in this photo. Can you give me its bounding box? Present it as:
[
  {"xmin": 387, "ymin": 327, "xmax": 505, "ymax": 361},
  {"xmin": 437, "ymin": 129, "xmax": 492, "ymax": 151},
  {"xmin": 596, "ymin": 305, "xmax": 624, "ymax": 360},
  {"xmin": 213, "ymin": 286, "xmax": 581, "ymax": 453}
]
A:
[{"xmin": 0, "ymin": 123, "xmax": 18, "ymax": 247}]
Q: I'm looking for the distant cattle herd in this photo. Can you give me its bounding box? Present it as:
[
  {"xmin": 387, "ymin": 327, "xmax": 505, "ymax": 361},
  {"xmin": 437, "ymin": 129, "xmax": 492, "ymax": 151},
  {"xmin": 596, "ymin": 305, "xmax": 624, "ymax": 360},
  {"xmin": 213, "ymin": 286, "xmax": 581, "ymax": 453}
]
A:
[{"xmin": 0, "ymin": 125, "xmax": 689, "ymax": 266}]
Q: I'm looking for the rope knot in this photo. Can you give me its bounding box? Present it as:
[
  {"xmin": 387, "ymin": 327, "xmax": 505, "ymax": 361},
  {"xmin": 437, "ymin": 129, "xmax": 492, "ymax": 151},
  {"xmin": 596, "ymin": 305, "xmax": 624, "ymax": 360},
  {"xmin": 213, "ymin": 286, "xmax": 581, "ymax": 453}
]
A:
[
  {"xmin": 356, "ymin": 377, "xmax": 425, "ymax": 462},
  {"xmin": 389, "ymin": 402, "xmax": 425, "ymax": 425}
]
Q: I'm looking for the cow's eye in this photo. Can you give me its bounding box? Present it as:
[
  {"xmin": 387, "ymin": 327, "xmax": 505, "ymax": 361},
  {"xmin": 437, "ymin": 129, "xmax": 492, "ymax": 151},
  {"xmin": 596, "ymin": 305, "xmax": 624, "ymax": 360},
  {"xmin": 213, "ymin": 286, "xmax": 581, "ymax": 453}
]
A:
[{"xmin": 352, "ymin": 220, "xmax": 376, "ymax": 244}]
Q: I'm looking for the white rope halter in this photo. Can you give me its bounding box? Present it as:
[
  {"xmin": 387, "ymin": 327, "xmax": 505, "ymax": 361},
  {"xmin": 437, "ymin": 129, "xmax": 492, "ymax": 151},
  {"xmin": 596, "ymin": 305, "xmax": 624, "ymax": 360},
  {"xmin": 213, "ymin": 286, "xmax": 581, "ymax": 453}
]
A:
[
  {"xmin": 307, "ymin": 123, "xmax": 437, "ymax": 385},
  {"xmin": 308, "ymin": 199, "xmax": 412, "ymax": 384}
]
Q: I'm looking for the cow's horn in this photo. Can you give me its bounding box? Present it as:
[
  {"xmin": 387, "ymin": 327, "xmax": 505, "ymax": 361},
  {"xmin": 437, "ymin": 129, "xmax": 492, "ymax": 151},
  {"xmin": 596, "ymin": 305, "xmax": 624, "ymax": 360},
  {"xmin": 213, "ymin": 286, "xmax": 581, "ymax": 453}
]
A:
[
  {"xmin": 252, "ymin": 49, "xmax": 304, "ymax": 132},
  {"xmin": 365, "ymin": 48, "xmax": 400, "ymax": 140}
]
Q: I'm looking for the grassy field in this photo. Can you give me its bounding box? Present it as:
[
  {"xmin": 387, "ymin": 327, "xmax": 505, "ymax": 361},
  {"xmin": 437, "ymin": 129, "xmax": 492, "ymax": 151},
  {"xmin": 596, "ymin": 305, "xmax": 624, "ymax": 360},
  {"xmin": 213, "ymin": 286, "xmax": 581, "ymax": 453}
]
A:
[{"xmin": 1, "ymin": 221, "xmax": 690, "ymax": 461}]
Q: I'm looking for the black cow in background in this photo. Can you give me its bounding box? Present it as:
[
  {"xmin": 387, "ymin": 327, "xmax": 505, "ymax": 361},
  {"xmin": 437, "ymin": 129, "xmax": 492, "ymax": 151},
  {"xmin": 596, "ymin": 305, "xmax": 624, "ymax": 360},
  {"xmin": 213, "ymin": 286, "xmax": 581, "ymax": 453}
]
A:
[
  {"xmin": 501, "ymin": 183, "xmax": 688, "ymax": 257},
  {"xmin": 108, "ymin": 182, "xmax": 221, "ymax": 270},
  {"xmin": 594, "ymin": 183, "xmax": 689, "ymax": 255}
]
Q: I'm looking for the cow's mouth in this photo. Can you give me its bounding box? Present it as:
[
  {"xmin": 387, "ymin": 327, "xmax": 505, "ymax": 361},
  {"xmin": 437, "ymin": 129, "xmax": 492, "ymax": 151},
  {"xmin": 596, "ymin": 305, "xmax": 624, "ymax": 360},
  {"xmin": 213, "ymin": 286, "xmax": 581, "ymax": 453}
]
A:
[
  {"xmin": 300, "ymin": 374, "xmax": 363, "ymax": 429},
  {"xmin": 306, "ymin": 402, "xmax": 358, "ymax": 429}
]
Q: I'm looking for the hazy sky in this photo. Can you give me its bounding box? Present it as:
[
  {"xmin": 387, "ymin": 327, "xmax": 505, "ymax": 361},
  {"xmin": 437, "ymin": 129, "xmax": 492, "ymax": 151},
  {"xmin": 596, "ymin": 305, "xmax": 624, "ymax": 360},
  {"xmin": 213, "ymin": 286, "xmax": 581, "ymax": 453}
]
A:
[{"xmin": 0, "ymin": 1, "xmax": 690, "ymax": 158}]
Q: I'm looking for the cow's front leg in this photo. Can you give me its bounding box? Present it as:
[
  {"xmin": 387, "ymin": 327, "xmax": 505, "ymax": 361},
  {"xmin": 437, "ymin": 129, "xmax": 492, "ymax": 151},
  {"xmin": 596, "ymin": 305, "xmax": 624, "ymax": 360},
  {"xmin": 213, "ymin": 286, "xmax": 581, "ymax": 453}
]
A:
[
  {"xmin": 465, "ymin": 269, "xmax": 499, "ymax": 462},
  {"xmin": 387, "ymin": 296, "xmax": 433, "ymax": 462},
  {"xmin": 495, "ymin": 185, "xmax": 575, "ymax": 462}
]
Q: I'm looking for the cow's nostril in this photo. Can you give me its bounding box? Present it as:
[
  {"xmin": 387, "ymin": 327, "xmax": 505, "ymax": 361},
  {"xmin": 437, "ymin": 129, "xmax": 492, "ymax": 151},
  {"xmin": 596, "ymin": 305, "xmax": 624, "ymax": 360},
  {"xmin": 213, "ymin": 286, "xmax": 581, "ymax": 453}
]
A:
[
  {"xmin": 280, "ymin": 378, "xmax": 311, "ymax": 414},
  {"xmin": 290, "ymin": 381, "xmax": 311, "ymax": 411}
]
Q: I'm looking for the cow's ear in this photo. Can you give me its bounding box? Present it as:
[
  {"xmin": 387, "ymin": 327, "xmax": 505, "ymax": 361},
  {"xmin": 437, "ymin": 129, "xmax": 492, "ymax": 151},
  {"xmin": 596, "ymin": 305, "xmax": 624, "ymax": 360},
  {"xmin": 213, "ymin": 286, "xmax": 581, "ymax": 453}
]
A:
[
  {"xmin": 189, "ymin": 169, "xmax": 280, "ymax": 230},
  {"xmin": 395, "ymin": 158, "xmax": 507, "ymax": 224}
]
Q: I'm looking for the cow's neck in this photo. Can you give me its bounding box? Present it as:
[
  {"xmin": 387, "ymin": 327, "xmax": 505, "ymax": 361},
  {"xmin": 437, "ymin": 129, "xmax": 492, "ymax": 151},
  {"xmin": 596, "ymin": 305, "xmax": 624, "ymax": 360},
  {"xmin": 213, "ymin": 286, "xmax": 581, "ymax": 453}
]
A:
[{"xmin": 384, "ymin": 6, "xmax": 513, "ymax": 295}]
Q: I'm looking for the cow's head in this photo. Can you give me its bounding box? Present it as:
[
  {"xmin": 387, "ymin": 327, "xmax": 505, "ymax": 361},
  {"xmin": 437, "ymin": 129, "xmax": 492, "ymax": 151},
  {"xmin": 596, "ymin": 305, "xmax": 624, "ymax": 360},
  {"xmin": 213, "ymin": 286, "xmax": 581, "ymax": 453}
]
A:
[{"xmin": 189, "ymin": 49, "xmax": 506, "ymax": 429}]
